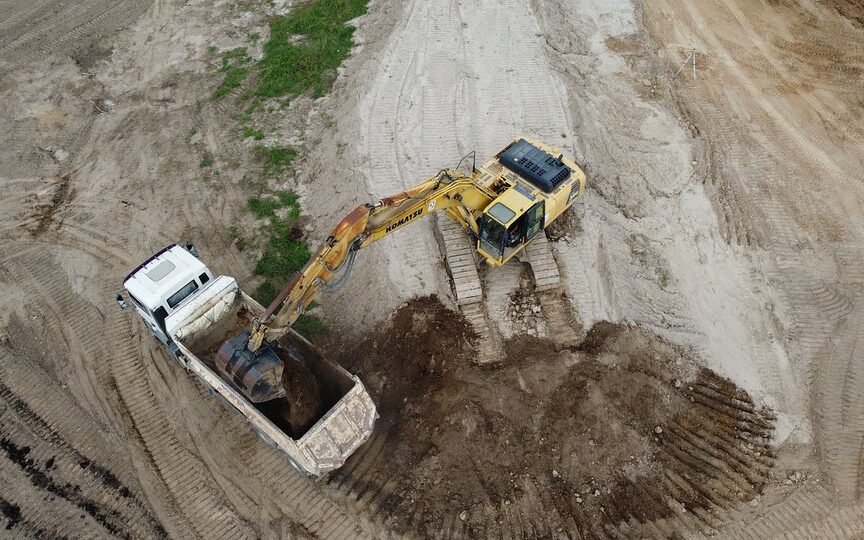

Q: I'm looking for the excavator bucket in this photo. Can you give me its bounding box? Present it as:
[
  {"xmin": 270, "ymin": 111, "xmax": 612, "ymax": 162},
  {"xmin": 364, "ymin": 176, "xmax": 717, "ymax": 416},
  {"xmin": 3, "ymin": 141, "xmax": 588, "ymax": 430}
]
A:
[{"xmin": 215, "ymin": 331, "xmax": 286, "ymax": 403}]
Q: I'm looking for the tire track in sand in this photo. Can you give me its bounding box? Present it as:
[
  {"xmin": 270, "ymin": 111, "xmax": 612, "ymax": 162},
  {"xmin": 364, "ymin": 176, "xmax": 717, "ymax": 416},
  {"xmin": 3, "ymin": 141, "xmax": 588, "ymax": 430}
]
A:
[{"xmin": 1, "ymin": 244, "xmax": 254, "ymax": 538}]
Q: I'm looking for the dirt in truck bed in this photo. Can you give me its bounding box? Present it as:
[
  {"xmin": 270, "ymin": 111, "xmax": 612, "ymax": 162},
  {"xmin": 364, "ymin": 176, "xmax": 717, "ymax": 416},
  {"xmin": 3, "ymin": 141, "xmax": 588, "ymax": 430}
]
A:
[
  {"xmin": 190, "ymin": 306, "xmax": 324, "ymax": 438},
  {"xmin": 332, "ymin": 297, "xmax": 776, "ymax": 536},
  {"xmin": 266, "ymin": 349, "xmax": 322, "ymax": 437}
]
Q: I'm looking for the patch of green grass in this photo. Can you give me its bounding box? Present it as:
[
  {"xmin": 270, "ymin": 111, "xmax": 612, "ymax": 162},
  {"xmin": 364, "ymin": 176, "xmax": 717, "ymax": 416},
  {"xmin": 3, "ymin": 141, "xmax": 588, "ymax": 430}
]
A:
[
  {"xmin": 658, "ymin": 270, "xmax": 670, "ymax": 288},
  {"xmin": 212, "ymin": 48, "xmax": 252, "ymax": 99},
  {"xmin": 254, "ymin": 219, "xmax": 310, "ymax": 279},
  {"xmin": 257, "ymin": 0, "xmax": 368, "ymax": 99},
  {"xmin": 242, "ymin": 125, "xmax": 264, "ymax": 140},
  {"xmin": 253, "ymin": 144, "xmax": 296, "ymax": 177},
  {"xmin": 200, "ymin": 154, "xmax": 214, "ymax": 168},
  {"xmin": 244, "ymin": 190, "xmax": 310, "ymax": 307},
  {"xmin": 247, "ymin": 191, "xmax": 299, "ymax": 218},
  {"xmin": 213, "ymin": 0, "xmax": 367, "ymax": 333}
]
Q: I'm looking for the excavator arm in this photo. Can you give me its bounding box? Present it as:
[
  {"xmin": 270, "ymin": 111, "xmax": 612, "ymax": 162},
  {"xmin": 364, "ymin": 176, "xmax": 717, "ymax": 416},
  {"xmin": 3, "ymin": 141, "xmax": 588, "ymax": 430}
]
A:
[{"xmin": 245, "ymin": 169, "xmax": 495, "ymax": 352}]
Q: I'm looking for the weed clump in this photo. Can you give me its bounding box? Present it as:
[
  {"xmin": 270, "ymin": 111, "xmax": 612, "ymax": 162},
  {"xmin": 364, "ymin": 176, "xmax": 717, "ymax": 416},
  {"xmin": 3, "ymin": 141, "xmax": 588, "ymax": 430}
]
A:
[
  {"xmin": 258, "ymin": 0, "xmax": 368, "ymax": 99},
  {"xmin": 212, "ymin": 48, "xmax": 252, "ymax": 99},
  {"xmin": 242, "ymin": 126, "xmax": 264, "ymax": 140},
  {"xmin": 253, "ymin": 145, "xmax": 296, "ymax": 177}
]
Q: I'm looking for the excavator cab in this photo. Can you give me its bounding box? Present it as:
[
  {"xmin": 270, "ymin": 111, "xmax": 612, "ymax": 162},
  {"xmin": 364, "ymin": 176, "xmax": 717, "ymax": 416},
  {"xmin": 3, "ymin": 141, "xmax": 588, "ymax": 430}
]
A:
[
  {"xmin": 477, "ymin": 138, "xmax": 583, "ymax": 266},
  {"xmin": 477, "ymin": 191, "xmax": 546, "ymax": 265}
]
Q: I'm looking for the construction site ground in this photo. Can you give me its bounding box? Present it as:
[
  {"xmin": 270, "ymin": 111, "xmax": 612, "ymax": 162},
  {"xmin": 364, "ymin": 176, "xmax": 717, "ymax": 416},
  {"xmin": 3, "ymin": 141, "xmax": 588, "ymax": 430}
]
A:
[{"xmin": 1, "ymin": 0, "xmax": 863, "ymax": 538}]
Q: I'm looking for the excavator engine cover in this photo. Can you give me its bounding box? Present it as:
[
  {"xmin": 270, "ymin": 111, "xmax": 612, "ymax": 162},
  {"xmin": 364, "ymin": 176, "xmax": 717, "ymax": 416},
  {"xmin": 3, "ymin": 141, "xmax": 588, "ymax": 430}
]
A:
[
  {"xmin": 215, "ymin": 331, "xmax": 286, "ymax": 403},
  {"xmin": 499, "ymin": 138, "xmax": 571, "ymax": 193}
]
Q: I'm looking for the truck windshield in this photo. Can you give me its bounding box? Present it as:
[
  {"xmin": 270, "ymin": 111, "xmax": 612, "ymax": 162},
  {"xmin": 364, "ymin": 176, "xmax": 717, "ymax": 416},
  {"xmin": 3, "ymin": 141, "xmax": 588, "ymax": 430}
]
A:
[{"xmin": 167, "ymin": 279, "xmax": 199, "ymax": 309}]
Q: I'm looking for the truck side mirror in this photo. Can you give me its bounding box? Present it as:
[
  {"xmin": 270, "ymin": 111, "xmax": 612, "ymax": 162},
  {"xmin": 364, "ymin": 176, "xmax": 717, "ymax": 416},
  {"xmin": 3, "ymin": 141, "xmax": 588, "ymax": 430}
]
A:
[
  {"xmin": 185, "ymin": 242, "xmax": 200, "ymax": 258},
  {"xmin": 115, "ymin": 293, "xmax": 128, "ymax": 310}
]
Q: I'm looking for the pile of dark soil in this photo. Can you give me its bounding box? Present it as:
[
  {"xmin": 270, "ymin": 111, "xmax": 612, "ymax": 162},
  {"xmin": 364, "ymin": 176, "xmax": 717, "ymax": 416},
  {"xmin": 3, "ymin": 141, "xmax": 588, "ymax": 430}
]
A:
[{"xmin": 334, "ymin": 298, "xmax": 775, "ymax": 537}]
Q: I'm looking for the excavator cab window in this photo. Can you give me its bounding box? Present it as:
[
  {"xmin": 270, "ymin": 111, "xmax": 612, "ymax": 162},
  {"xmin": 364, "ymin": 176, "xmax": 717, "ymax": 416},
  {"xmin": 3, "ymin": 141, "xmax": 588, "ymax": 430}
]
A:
[
  {"xmin": 502, "ymin": 220, "xmax": 524, "ymax": 261},
  {"xmin": 479, "ymin": 215, "xmax": 506, "ymax": 261},
  {"xmin": 524, "ymin": 201, "xmax": 545, "ymax": 241}
]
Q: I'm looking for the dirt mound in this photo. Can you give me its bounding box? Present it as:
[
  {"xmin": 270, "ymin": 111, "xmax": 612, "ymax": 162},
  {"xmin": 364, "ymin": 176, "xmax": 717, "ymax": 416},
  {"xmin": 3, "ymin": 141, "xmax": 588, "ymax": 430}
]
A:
[{"xmin": 332, "ymin": 298, "xmax": 776, "ymax": 536}]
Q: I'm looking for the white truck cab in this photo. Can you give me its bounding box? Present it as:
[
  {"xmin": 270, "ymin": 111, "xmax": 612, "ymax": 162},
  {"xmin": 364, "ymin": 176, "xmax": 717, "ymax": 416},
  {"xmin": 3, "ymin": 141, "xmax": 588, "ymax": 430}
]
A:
[{"xmin": 122, "ymin": 244, "xmax": 213, "ymax": 350}]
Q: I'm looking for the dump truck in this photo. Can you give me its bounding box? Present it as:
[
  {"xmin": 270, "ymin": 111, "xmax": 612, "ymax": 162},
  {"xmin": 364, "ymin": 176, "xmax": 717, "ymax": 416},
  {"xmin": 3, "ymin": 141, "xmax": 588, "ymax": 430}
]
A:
[{"xmin": 119, "ymin": 244, "xmax": 377, "ymax": 475}]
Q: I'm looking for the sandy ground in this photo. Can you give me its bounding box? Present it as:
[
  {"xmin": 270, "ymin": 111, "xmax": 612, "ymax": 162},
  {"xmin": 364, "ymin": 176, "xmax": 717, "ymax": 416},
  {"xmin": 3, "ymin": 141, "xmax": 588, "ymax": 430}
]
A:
[{"xmin": 1, "ymin": 0, "xmax": 864, "ymax": 537}]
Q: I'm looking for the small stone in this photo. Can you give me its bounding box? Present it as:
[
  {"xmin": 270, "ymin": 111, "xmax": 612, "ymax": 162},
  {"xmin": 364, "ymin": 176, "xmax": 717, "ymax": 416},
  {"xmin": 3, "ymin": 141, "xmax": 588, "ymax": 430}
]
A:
[
  {"xmin": 552, "ymin": 469, "xmax": 560, "ymax": 478},
  {"xmin": 784, "ymin": 479, "xmax": 793, "ymax": 485},
  {"xmin": 593, "ymin": 490, "xmax": 600, "ymax": 497},
  {"xmin": 641, "ymin": 78, "xmax": 652, "ymax": 87},
  {"xmin": 691, "ymin": 160, "xmax": 697, "ymax": 166},
  {"xmin": 654, "ymin": 426, "xmax": 663, "ymax": 434},
  {"xmin": 504, "ymin": 500, "xmax": 511, "ymax": 506},
  {"xmin": 575, "ymin": 496, "xmax": 583, "ymax": 503},
  {"xmin": 749, "ymin": 498, "xmax": 760, "ymax": 507},
  {"xmin": 674, "ymin": 379, "xmax": 682, "ymax": 388},
  {"xmin": 459, "ymin": 510, "xmax": 469, "ymax": 522}
]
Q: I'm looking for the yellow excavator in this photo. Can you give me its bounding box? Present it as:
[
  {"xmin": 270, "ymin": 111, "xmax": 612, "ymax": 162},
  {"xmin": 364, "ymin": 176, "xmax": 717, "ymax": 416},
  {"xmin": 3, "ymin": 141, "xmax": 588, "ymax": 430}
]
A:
[{"xmin": 216, "ymin": 138, "xmax": 586, "ymax": 401}]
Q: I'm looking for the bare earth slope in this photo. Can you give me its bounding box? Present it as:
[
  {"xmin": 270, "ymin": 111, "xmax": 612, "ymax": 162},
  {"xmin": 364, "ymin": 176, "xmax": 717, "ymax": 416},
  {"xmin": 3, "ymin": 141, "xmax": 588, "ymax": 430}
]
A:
[{"xmin": 640, "ymin": 0, "xmax": 864, "ymax": 535}]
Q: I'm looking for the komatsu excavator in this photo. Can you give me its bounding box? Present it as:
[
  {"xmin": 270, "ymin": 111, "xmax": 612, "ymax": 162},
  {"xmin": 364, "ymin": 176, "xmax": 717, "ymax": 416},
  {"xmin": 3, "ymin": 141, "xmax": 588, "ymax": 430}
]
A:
[
  {"xmin": 120, "ymin": 137, "xmax": 585, "ymax": 474},
  {"xmin": 219, "ymin": 137, "xmax": 586, "ymax": 400}
]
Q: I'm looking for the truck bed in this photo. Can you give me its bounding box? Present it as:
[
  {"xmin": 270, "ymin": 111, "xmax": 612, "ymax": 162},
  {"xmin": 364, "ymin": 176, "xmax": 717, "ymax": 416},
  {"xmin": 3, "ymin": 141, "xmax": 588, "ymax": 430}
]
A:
[{"xmin": 166, "ymin": 276, "xmax": 377, "ymax": 475}]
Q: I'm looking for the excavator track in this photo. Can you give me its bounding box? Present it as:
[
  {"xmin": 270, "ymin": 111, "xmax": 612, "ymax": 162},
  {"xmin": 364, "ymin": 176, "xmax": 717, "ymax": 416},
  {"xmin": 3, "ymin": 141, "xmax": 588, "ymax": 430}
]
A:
[
  {"xmin": 524, "ymin": 234, "xmax": 583, "ymax": 348},
  {"xmin": 436, "ymin": 217, "xmax": 503, "ymax": 363},
  {"xmin": 524, "ymin": 233, "xmax": 560, "ymax": 292},
  {"xmin": 439, "ymin": 220, "xmax": 583, "ymax": 359},
  {"xmin": 437, "ymin": 217, "xmax": 483, "ymax": 305}
]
